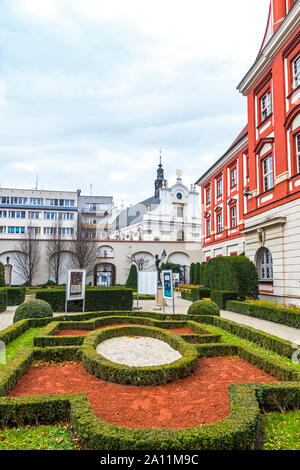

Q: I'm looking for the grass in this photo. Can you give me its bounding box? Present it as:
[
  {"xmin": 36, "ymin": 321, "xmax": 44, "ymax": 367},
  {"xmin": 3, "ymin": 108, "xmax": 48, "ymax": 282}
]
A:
[
  {"xmin": 0, "ymin": 327, "xmax": 43, "ymax": 368},
  {"xmin": 0, "ymin": 425, "xmax": 76, "ymax": 450},
  {"xmin": 262, "ymin": 410, "xmax": 300, "ymax": 450},
  {"xmin": 203, "ymin": 323, "xmax": 300, "ymax": 371}
]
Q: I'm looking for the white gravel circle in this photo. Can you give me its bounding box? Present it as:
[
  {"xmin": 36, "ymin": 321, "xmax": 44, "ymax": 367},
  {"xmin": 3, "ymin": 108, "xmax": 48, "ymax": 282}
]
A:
[{"xmin": 96, "ymin": 336, "xmax": 182, "ymax": 367}]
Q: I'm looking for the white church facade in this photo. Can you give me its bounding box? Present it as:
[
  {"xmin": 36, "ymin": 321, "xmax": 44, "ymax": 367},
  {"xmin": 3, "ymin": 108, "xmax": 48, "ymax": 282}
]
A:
[{"xmin": 111, "ymin": 158, "xmax": 201, "ymax": 242}]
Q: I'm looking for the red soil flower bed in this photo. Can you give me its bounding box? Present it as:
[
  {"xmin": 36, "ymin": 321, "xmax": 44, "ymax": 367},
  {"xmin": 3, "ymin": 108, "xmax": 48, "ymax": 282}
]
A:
[
  {"xmin": 9, "ymin": 358, "xmax": 278, "ymax": 429},
  {"xmin": 56, "ymin": 325, "xmax": 196, "ymax": 336},
  {"xmin": 167, "ymin": 328, "xmax": 197, "ymax": 335},
  {"xmin": 55, "ymin": 324, "xmax": 131, "ymax": 336}
]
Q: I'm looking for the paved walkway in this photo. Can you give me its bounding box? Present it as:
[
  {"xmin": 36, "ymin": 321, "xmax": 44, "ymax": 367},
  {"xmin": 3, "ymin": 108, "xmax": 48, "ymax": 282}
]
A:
[
  {"xmin": 0, "ymin": 297, "xmax": 299, "ymax": 345},
  {"xmin": 220, "ymin": 310, "xmax": 300, "ymax": 345}
]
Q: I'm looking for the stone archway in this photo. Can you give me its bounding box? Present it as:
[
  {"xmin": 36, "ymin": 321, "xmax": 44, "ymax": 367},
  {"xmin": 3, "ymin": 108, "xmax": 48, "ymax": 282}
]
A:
[{"xmin": 94, "ymin": 263, "xmax": 116, "ymax": 286}]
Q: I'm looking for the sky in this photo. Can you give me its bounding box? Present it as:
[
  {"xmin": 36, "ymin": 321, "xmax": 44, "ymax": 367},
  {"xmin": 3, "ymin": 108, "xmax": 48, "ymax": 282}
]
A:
[{"xmin": 0, "ymin": 0, "xmax": 271, "ymax": 208}]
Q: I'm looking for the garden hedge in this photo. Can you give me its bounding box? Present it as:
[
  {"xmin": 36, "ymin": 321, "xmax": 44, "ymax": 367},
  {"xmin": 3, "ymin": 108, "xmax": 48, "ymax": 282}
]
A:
[
  {"xmin": 0, "ymin": 263, "xmax": 4, "ymax": 288},
  {"xmin": 34, "ymin": 317, "xmax": 221, "ymax": 348},
  {"xmin": 5, "ymin": 287, "xmax": 25, "ymax": 306},
  {"xmin": 226, "ymin": 300, "xmax": 300, "ymax": 329},
  {"xmin": 125, "ymin": 265, "xmax": 137, "ymax": 290},
  {"xmin": 181, "ymin": 287, "xmax": 211, "ymax": 301},
  {"xmin": 0, "ymin": 343, "xmax": 300, "ymax": 449},
  {"xmin": 211, "ymin": 290, "xmax": 238, "ymax": 310},
  {"xmin": 82, "ymin": 325, "xmax": 199, "ymax": 386},
  {"xmin": 205, "ymin": 255, "xmax": 259, "ymax": 300},
  {"xmin": 0, "ymin": 289, "xmax": 7, "ymax": 313},
  {"xmin": 0, "ymin": 308, "xmax": 298, "ymax": 360},
  {"xmin": 36, "ymin": 288, "xmax": 133, "ymax": 312}
]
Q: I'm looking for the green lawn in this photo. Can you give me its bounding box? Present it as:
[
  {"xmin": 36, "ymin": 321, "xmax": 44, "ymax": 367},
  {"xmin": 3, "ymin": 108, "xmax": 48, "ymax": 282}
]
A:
[
  {"xmin": 0, "ymin": 425, "xmax": 76, "ymax": 450},
  {"xmin": 0, "ymin": 327, "xmax": 43, "ymax": 368},
  {"xmin": 262, "ymin": 410, "xmax": 300, "ymax": 450}
]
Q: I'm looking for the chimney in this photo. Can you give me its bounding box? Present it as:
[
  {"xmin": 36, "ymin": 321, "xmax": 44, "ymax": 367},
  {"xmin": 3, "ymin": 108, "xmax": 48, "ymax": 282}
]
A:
[{"xmin": 272, "ymin": 0, "xmax": 286, "ymax": 32}]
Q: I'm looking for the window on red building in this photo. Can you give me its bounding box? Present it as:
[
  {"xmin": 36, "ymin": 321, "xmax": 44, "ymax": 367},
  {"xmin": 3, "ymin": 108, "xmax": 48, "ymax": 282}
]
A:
[
  {"xmin": 296, "ymin": 133, "xmax": 300, "ymax": 173},
  {"xmin": 230, "ymin": 167, "xmax": 237, "ymax": 187},
  {"xmin": 262, "ymin": 155, "xmax": 273, "ymax": 192},
  {"xmin": 293, "ymin": 55, "xmax": 300, "ymax": 90},
  {"xmin": 206, "ymin": 187, "xmax": 211, "ymax": 205},
  {"xmin": 260, "ymin": 90, "xmax": 271, "ymax": 121},
  {"xmin": 217, "ymin": 212, "xmax": 223, "ymax": 233},
  {"xmin": 217, "ymin": 179, "xmax": 222, "ymax": 198},
  {"xmin": 230, "ymin": 205, "xmax": 237, "ymax": 228},
  {"xmin": 206, "ymin": 217, "xmax": 211, "ymax": 237}
]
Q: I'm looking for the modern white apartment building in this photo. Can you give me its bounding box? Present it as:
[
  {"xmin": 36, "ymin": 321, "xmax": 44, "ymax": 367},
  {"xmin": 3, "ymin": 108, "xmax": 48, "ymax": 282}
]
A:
[{"xmin": 0, "ymin": 188, "xmax": 78, "ymax": 239}]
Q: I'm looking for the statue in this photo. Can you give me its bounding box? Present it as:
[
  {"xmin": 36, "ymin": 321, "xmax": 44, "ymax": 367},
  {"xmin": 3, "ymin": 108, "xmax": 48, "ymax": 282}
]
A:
[{"xmin": 155, "ymin": 250, "xmax": 167, "ymax": 284}]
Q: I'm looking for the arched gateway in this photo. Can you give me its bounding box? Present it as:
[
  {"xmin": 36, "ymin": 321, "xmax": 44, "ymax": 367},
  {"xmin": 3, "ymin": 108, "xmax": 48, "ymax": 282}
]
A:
[{"xmin": 94, "ymin": 263, "xmax": 116, "ymax": 287}]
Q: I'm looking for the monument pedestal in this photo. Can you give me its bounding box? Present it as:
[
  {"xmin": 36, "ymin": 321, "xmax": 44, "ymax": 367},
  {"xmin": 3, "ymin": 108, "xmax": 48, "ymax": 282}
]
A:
[
  {"xmin": 4, "ymin": 265, "xmax": 12, "ymax": 287},
  {"xmin": 153, "ymin": 286, "xmax": 167, "ymax": 311}
]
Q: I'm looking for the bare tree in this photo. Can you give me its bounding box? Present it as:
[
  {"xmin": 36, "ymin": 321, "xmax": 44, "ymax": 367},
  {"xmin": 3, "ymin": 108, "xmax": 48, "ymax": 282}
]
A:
[
  {"xmin": 14, "ymin": 226, "xmax": 41, "ymax": 285},
  {"xmin": 69, "ymin": 215, "xmax": 98, "ymax": 274},
  {"xmin": 47, "ymin": 217, "xmax": 65, "ymax": 285},
  {"xmin": 127, "ymin": 251, "xmax": 152, "ymax": 271}
]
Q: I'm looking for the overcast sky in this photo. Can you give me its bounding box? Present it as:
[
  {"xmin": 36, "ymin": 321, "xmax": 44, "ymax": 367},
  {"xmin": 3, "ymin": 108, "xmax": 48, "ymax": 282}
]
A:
[{"xmin": 0, "ymin": 0, "xmax": 271, "ymax": 207}]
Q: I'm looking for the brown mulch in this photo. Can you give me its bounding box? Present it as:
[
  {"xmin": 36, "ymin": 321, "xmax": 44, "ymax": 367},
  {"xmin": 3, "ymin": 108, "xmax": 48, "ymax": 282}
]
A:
[
  {"xmin": 56, "ymin": 325, "xmax": 196, "ymax": 336},
  {"xmin": 9, "ymin": 358, "xmax": 278, "ymax": 429}
]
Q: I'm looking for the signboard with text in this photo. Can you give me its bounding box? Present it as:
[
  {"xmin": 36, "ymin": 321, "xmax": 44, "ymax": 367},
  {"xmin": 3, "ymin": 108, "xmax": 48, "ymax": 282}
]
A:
[
  {"xmin": 66, "ymin": 270, "xmax": 86, "ymax": 301},
  {"xmin": 162, "ymin": 270, "xmax": 173, "ymax": 299},
  {"xmin": 138, "ymin": 271, "xmax": 158, "ymax": 296}
]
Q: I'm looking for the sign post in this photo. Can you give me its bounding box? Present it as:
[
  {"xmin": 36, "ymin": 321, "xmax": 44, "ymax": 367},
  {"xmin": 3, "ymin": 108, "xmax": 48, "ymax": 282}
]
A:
[
  {"xmin": 65, "ymin": 270, "xmax": 87, "ymax": 314},
  {"xmin": 137, "ymin": 271, "xmax": 158, "ymax": 309},
  {"xmin": 162, "ymin": 270, "xmax": 175, "ymax": 314}
]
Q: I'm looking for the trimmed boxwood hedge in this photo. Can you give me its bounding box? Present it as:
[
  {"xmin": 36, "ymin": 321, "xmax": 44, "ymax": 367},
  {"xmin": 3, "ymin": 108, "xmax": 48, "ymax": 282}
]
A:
[
  {"xmin": 34, "ymin": 317, "xmax": 221, "ymax": 348},
  {"xmin": 0, "ymin": 263, "xmax": 4, "ymax": 288},
  {"xmin": 181, "ymin": 287, "xmax": 211, "ymax": 302},
  {"xmin": 211, "ymin": 290, "xmax": 238, "ymax": 310},
  {"xmin": 5, "ymin": 287, "xmax": 25, "ymax": 306},
  {"xmin": 82, "ymin": 325, "xmax": 199, "ymax": 386},
  {"xmin": 188, "ymin": 300, "xmax": 220, "ymax": 316},
  {"xmin": 0, "ymin": 289, "xmax": 7, "ymax": 313},
  {"xmin": 0, "ymin": 344, "xmax": 299, "ymax": 449},
  {"xmin": 205, "ymin": 255, "xmax": 259, "ymax": 300},
  {"xmin": 13, "ymin": 299, "xmax": 53, "ymax": 323},
  {"xmin": 36, "ymin": 288, "xmax": 133, "ymax": 312},
  {"xmin": 226, "ymin": 300, "xmax": 300, "ymax": 329}
]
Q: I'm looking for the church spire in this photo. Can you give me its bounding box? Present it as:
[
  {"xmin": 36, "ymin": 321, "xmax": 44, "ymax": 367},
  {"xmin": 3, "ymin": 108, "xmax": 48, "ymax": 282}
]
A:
[{"xmin": 154, "ymin": 149, "xmax": 165, "ymax": 199}]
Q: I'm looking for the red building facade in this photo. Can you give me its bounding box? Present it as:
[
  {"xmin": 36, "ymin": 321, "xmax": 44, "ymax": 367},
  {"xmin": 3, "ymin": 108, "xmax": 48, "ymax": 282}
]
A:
[{"xmin": 196, "ymin": 0, "xmax": 300, "ymax": 304}]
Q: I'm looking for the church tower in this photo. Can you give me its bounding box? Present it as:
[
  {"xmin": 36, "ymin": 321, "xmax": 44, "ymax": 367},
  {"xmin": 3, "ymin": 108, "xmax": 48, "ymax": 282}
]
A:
[{"xmin": 154, "ymin": 150, "xmax": 165, "ymax": 199}]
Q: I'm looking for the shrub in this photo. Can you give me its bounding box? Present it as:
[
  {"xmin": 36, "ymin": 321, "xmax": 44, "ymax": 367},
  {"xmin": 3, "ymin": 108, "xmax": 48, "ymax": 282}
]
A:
[
  {"xmin": 205, "ymin": 255, "xmax": 259, "ymax": 300},
  {"xmin": 13, "ymin": 300, "xmax": 53, "ymax": 323},
  {"xmin": 227, "ymin": 300, "xmax": 300, "ymax": 329},
  {"xmin": 188, "ymin": 300, "xmax": 220, "ymax": 316},
  {"xmin": 195, "ymin": 263, "xmax": 201, "ymax": 285},
  {"xmin": 0, "ymin": 289, "xmax": 7, "ymax": 313},
  {"xmin": 189, "ymin": 263, "xmax": 195, "ymax": 285},
  {"xmin": 5, "ymin": 287, "xmax": 26, "ymax": 306},
  {"xmin": 200, "ymin": 262, "xmax": 207, "ymax": 285},
  {"xmin": 0, "ymin": 263, "xmax": 5, "ymax": 288},
  {"xmin": 125, "ymin": 265, "xmax": 137, "ymax": 290},
  {"xmin": 36, "ymin": 288, "xmax": 133, "ymax": 312},
  {"xmin": 211, "ymin": 290, "xmax": 238, "ymax": 310}
]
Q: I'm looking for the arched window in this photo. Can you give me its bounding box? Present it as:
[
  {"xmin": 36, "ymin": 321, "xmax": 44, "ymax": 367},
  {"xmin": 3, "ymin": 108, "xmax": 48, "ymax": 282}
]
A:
[{"xmin": 256, "ymin": 247, "xmax": 273, "ymax": 281}]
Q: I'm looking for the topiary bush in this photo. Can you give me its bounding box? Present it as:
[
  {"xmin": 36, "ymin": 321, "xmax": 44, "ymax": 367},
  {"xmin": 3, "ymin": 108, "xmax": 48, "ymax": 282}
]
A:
[
  {"xmin": 125, "ymin": 265, "xmax": 137, "ymax": 290},
  {"xmin": 0, "ymin": 263, "xmax": 5, "ymax": 288},
  {"xmin": 205, "ymin": 255, "xmax": 259, "ymax": 300},
  {"xmin": 188, "ymin": 300, "xmax": 220, "ymax": 316},
  {"xmin": 189, "ymin": 263, "xmax": 195, "ymax": 285},
  {"xmin": 13, "ymin": 299, "xmax": 53, "ymax": 323},
  {"xmin": 0, "ymin": 289, "xmax": 7, "ymax": 313}
]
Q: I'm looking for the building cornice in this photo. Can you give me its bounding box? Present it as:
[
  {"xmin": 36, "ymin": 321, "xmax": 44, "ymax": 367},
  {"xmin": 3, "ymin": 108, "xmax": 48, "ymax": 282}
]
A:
[
  {"xmin": 195, "ymin": 135, "xmax": 248, "ymax": 187},
  {"xmin": 237, "ymin": 1, "xmax": 300, "ymax": 96},
  {"xmin": 240, "ymin": 216, "xmax": 286, "ymax": 234}
]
